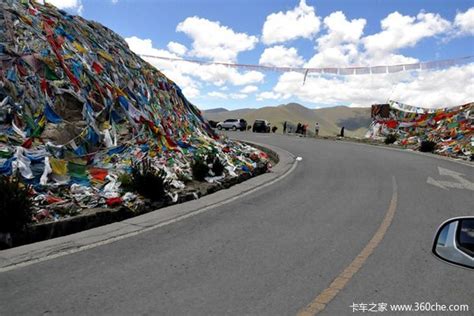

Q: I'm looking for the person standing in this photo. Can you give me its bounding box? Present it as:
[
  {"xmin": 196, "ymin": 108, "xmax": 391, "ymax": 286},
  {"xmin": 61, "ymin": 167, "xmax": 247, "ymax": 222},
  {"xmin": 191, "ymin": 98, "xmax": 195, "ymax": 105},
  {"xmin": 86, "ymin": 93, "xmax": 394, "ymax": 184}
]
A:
[
  {"xmin": 283, "ymin": 121, "xmax": 287, "ymax": 134},
  {"xmin": 340, "ymin": 126, "xmax": 345, "ymax": 137},
  {"xmin": 315, "ymin": 122, "xmax": 319, "ymax": 136},
  {"xmin": 296, "ymin": 123, "xmax": 302, "ymax": 134}
]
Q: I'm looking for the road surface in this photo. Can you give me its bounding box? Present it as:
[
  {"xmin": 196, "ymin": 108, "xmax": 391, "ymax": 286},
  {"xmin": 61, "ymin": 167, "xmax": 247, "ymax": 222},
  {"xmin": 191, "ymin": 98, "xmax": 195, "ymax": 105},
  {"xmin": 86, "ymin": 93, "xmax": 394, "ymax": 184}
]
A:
[{"xmin": 1, "ymin": 132, "xmax": 473, "ymax": 315}]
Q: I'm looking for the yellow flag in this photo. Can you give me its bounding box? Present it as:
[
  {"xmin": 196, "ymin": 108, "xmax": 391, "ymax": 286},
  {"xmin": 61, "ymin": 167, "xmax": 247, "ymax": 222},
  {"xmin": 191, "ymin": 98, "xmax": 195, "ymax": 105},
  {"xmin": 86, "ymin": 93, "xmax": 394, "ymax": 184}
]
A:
[
  {"xmin": 50, "ymin": 158, "xmax": 68, "ymax": 176},
  {"xmin": 73, "ymin": 42, "xmax": 87, "ymax": 54},
  {"xmin": 98, "ymin": 50, "xmax": 114, "ymax": 62}
]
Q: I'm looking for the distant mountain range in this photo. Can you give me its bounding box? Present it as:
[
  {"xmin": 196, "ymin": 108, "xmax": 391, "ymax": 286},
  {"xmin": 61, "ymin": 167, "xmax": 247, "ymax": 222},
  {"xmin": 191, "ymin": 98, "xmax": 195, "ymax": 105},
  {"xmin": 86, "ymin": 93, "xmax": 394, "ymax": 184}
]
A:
[
  {"xmin": 203, "ymin": 107, "xmax": 229, "ymax": 114},
  {"xmin": 202, "ymin": 103, "xmax": 371, "ymax": 138}
]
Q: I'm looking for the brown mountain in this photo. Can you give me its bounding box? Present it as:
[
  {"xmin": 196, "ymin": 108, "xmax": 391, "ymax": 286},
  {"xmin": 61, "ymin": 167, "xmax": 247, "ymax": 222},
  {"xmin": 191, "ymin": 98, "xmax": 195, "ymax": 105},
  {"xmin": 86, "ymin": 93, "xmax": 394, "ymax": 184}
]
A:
[{"xmin": 202, "ymin": 103, "xmax": 371, "ymax": 137}]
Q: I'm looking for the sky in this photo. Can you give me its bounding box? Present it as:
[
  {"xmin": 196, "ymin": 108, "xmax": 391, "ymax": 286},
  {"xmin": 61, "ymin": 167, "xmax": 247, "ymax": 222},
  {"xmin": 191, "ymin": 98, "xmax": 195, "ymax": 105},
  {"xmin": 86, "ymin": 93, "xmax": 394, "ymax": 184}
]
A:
[{"xmin": 44, "ymin": 0, "xmax": 473, "ymax": 109}]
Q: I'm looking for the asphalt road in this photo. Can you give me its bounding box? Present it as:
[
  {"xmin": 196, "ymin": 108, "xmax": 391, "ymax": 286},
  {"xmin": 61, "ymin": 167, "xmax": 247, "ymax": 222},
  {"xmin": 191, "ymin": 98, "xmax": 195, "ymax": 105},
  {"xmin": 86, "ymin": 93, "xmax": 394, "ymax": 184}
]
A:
[{"xmin": 1, "ymin": 132, "xmax": 473, "ymax": 315}]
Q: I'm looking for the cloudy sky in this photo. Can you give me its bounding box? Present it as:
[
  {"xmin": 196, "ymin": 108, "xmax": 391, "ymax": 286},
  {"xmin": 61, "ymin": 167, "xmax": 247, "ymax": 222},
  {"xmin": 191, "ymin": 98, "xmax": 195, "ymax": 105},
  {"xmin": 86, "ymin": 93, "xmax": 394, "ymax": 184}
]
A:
[{"xmin": 46, "ymin": 0, "xmax": 473, "ymax": 109}]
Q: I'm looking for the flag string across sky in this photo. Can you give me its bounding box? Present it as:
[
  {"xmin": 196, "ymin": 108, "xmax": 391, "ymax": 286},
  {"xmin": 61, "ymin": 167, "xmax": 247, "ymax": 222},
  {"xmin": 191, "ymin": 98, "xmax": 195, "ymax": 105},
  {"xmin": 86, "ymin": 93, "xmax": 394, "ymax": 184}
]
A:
[
  {"xmin": 138, "ymin": 54, "xmax": 474, "ymax": 76},
  {"xmin": 35, "ymin": 0, "xmax": 474, "ymax": 110}
]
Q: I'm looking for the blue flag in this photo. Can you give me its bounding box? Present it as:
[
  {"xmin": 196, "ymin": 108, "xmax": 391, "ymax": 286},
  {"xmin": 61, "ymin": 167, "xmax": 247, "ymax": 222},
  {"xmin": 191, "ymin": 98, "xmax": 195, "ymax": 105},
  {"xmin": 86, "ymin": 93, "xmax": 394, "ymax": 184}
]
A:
[{"xmin": 44, "ymin": 103, "xmax": 63, "ymax": 123}]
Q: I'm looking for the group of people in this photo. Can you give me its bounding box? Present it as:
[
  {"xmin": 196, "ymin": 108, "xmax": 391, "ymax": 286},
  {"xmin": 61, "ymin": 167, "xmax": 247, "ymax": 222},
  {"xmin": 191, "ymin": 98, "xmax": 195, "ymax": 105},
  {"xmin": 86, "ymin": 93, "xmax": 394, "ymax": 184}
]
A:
[
  {"xmin": 295, "ymin": 123, "xmax": 308, "ymax": 136},
  {"xmin": 283, "ymin": 121, "xmax": 320, "ymax": 136}
]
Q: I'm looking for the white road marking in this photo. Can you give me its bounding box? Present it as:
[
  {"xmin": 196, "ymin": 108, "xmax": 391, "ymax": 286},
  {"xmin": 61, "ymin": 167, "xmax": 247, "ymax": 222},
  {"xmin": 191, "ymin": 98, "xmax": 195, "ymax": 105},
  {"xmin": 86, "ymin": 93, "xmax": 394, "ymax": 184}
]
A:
[{"xmin": 427, "ymin": 166, "xmax": 474, "ymax": 191}]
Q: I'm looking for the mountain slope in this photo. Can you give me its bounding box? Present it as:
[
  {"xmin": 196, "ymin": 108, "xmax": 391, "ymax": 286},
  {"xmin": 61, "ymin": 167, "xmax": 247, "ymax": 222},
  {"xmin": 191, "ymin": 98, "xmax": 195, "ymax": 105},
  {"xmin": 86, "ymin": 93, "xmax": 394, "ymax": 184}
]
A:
[
  {"xmin": 204, "ymin": 107, "xmax": 229, "ymax": 114},
  {"xmin": 203, "ymin": 103, "xmax": 370, "ymax": 137},
  {"xmin": 314, "ymin": 106, "xmax": 371, "ymax": 137}
]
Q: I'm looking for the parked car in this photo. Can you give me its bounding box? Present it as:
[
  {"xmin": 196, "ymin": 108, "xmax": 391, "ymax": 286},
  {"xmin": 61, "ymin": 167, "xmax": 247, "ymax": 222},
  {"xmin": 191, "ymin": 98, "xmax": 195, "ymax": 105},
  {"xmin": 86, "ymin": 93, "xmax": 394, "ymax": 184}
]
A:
[
  {"xmin": 252, "ymin": 119, "xmax": 271, "ymax": 133},
  {"xmin": 216, "ymin": 119, "xmax": 247, "ymax": 131}
]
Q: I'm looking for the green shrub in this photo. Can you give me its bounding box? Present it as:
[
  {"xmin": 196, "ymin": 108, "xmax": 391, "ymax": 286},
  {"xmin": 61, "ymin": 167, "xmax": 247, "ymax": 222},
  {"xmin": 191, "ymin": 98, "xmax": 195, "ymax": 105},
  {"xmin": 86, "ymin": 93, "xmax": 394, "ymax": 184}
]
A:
[
  {"xmin": 131, "ymin": 160, "xmax": 169, "ymax": 201},
  {"xmin": 0, "ymin": 175, "xmax": 33, "ymax": 233},
  {"xmin": 384, "ymin": 134, "xmax": 398, "ymax": 144},
  {"xmin": 420, "ymin": 140, "xmax": 436, "ymax": 153},
  {"xmin": 118, "ymin": 172, "xmax": 133, "ymax": 191},
  {"xmin": 212, "ymin": 158, "xmax": 225, "ymax": 176},
  {"xmin": 205, "ymin": 153, "xmax": 216, "ymax": 164},
  {"xmin": 192, "ymin": 158, "xmax": 209, "ymax": 181}
]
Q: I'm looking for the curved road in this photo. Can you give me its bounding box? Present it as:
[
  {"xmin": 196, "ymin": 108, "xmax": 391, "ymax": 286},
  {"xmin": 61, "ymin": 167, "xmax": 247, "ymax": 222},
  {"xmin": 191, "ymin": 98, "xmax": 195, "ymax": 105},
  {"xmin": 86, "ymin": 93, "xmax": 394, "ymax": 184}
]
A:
[{"xmin": 1, "ymin": 133, "xmax": 473, "ymax": 315}]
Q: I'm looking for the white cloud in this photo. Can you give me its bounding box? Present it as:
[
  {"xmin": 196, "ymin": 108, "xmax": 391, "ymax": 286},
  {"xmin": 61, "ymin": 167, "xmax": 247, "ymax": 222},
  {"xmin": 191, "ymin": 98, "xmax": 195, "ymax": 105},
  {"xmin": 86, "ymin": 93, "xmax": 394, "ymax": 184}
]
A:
[
  {"xmin": 230, "ymin": 93, "xmax": 247, "ymax": 100},
  {"xmin": 262, "ymin": 0, "xmax": 321, "ymax": 45},
  {"xmin": 365, "ymin": 54, "xmax": 419, "ymax": 66},
  {"xmin": 306, "ymin": 10, "xmax": 449, "ymax": 68},
  {"xmin": 361, "ymin": 11, "xmax": 450, "ymax": 65},
  {"xmin": 125, "ymin": 36, "xmax": 201, "ymax": 99},
  {"xmin": 191, "ymin": 64, "xmax": 264, "ymax": 86},
  {"xmin": 364, "ymin": 11, "xmax": 450, "ymax": 55},
  {"xmin": 126, "ymin": 36, "xmax": 174, "ymax": 57},
  {"xmin": 43, "ymin": 0, "xmax": 83, "ymax": 14},
  {"xmin": 240, "ymin": 85, "xmax": 259, "ymax": 94},
  {"xmin": 208, "ymin": 92, "xmax": 247, "ymax": 100},
  {"xmin": 208, "ymin": 91, "xmax": 228, "ymax": 99},
  {"xmin": 259, "ymin": 45, "xmax": 304, "ymax": 67},
  {"xmin": 265, "ymin": 64, "xmax": 473, "ymax": 108},
  {"xmin": 167, "ymin": 41, "xmax": 188, "ymax": 56},
  {"xmin": 256, "ymin": 91, "xmax": 285, "ymax": 101},
  {"xmin": 126, "ymin": 5, "xmax": 467, "ymax": 110},
  {"xmin": 43, "ymin": 0, "xmax": 79, "ymax": 8},
  {"xmin": 306, "ymin": 12, "xmax": 366, "ymax": 68},
  {"xmin": 454, "ymin": 7, "xmax": 474, "ymax": 36},
  {"xmin": 125, "ymin": 36, "xmax": 264, "ymax": 102},
  {"xmin": 111, "ymin": 0, "xmax": 118, "ymax": 4},
  {"xmin": 181, "ymin": 86, "xmax": 200, "ymax": 99},
  {"xmin": 317, "ymin": 11, "xmax": 366, "ymax": 48},
  {"xmin": 176, "ymin": 17, "xmax": 258, "ymax": 62},
  {"xmin": 306, "ymin": 44, "xmax": 360, "ymax": 68},
  {"xmin": 390, "ymin": 65, "xmax": 474, "ymax": 107},
  {"xmin": 260, "ymin": 7, "xmax": 469, "ymax": 108}
]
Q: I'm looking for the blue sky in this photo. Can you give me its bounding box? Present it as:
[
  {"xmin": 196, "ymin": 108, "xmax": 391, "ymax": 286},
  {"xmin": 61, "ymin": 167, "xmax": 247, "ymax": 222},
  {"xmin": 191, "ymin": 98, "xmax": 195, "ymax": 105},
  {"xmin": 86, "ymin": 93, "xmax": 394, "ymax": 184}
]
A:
[{"xmin": 47, "ymin": 0, "xmax": 473, "ymax": 109}]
